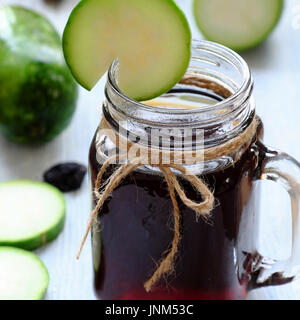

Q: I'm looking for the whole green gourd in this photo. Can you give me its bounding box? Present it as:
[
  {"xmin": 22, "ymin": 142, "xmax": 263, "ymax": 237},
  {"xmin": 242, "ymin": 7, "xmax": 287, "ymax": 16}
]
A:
[{"xmin": 0, "ymin": 5, "xmax": 78, "ymax": 144}]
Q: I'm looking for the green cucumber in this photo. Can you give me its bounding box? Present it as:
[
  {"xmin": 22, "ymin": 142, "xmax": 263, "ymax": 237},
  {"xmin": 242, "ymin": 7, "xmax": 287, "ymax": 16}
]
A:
[
  {"xmin": 193, "ymin": 0, "xmax": 283, "ymax": 51},
  {"xmin": 0, "ymin": 5, "xmax": 78, "ymax": 144},
  {"xmin": 63, "ymin": 0, "xmax": 191, "ymax": 101},
  {"xmin": 0, "ymin": 247, "xmax": 49, "ymax": 300},
  {"xmin": 0, "ymin": 180, "xmax": 65, "ymax": 250}
]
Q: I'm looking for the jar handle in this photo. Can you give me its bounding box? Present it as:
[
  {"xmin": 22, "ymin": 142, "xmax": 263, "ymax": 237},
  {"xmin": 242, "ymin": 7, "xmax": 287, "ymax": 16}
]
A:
[{"xmin": 246, "ymin": 141, "xmax": 300, "ymax": 290}]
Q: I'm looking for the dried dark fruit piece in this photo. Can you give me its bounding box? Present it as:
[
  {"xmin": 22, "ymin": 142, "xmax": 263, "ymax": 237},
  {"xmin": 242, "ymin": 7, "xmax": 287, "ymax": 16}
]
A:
[{"xmin": 43, "ymin": 163, "xmax": 87, "ymax": 192}]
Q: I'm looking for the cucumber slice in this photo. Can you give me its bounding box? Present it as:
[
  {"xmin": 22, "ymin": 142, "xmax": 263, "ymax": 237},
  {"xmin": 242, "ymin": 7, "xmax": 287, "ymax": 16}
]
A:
[
  {"xmin": 63, "ymin": 0, "xmax": 191, "ymax": 101},
  {"xmin": 193, "ymin": 0, "xmax": 283, "ymax": 51},
  {"xmin": 0, "ymin": 180, "xmax": 65, "ymax": 250},
  {"xmin": 0, "ymin": 247, "xmax": 49, "ymax": 300}
]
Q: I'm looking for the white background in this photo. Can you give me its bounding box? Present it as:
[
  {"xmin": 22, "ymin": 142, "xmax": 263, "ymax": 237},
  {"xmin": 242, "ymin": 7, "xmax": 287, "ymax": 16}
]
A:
[{"xmin": 0, "ymin": 0, "xmax": 300, "ymax": 299}]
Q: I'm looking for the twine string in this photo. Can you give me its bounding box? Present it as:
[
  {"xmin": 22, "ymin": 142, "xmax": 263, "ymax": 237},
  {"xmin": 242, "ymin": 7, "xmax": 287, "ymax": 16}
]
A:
[{"xmin": 144, "ymin": 166, "xmax": 181, "ymax": 292}]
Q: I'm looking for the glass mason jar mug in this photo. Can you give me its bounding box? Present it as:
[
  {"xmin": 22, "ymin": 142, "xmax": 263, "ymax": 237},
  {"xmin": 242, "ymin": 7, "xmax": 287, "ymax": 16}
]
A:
[{"xmin": 89, "ymin": 40, "xmax": 300, "ymax": 300}]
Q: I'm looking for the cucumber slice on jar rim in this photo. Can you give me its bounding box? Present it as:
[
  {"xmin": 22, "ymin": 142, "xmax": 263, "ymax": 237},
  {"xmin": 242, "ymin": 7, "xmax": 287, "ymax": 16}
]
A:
[
  {"xmin": 63, "ymin": 0, "xmax": 191, "ymax": 101},
  {"xmin": 0, "ymin": 247, "xmax": 49, "ymax": 300},
  {"xmin": 0, "ymin": 180, "xmax": 65, "ymax": 250},
  {"xmin": 193, "ymin": 0, "xmax": 283, "ymax": 51}
]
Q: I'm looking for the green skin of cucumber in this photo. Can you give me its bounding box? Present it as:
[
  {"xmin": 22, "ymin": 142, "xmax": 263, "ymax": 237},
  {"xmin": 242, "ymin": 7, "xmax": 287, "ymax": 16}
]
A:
[
  {"xmin": 0, "ymin": 213, "xmax": 65, "ymax": 251},
  {"xmin": 0, "ymin": 180, "xmax": 66, "ymax": 251},
  {"xmin": 0, "ymin": 6, "xmax": 78, "ymax": 145},
  {"xmin": 193, "ymin": 0, "xmax": 284, "ymax": 52}
]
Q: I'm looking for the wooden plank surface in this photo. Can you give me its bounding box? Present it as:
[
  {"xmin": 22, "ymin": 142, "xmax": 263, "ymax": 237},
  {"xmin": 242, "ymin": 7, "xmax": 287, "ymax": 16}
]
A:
[{"xmin": 0, "ymin": 0, "xmax": 299, "ymax": 300}]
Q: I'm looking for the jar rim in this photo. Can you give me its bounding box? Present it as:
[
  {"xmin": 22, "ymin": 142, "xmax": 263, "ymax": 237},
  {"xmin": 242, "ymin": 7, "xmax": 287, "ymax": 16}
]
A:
[{"xmin": 107, "ymin": 39, "xmax": 252, "ymax": 119}]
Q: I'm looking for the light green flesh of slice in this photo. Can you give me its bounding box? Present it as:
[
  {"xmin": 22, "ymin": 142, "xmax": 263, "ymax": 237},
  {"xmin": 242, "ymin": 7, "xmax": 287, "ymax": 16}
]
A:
[
  {"xmin": 0, "ymin": 248, "xmax": 48, "ymax": 300},
  {"xmin": 64, "ymin": 0, "xmax": 191, "ymax": 100},
  {"xmin": 194, "ymin": 0, "xmax": 282, "ymax": 49},
  {"xmin": 0, "ymin": 182, "xmax": 64, "ymax": 242}
]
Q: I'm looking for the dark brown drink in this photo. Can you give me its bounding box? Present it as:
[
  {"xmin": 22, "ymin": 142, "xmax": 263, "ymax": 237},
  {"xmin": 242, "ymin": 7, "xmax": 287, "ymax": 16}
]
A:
[{"xmin": 89, "ymin": 105, "xmax": 263, "ymax": 300}]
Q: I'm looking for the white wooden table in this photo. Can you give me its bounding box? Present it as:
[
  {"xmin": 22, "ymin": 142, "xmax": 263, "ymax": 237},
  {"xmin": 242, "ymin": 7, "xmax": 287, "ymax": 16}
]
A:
[{"xmin": 0, "ymin": 0, "xmax": 299, "ymax": 300}]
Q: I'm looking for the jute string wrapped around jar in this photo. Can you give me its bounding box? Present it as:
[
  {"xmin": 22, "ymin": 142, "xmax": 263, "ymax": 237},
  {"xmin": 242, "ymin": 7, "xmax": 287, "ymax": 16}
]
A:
[{"xmin": 77, "ymin": 78, "xmax": 259, "ymax": 292}]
